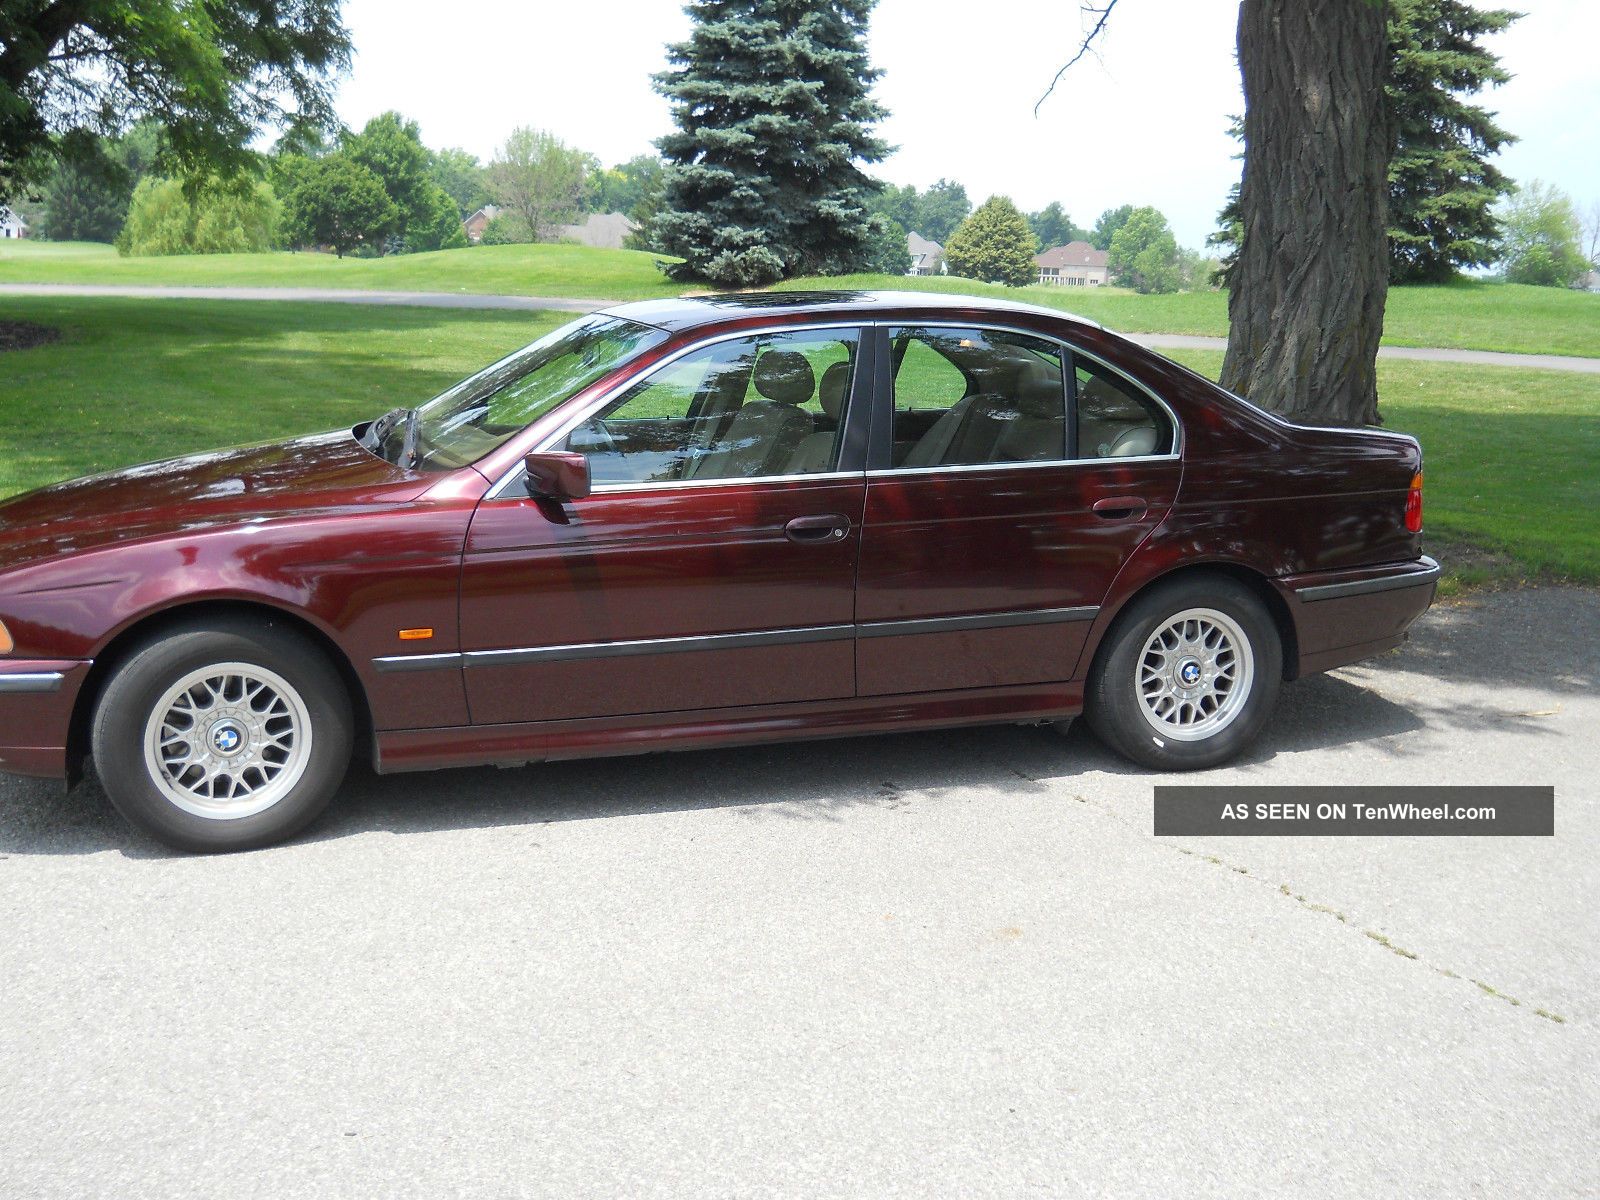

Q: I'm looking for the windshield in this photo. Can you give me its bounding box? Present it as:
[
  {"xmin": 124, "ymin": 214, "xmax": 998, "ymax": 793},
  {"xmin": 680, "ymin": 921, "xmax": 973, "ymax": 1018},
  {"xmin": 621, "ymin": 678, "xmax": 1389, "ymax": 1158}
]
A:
[{"xmin": 374, "ymin": 315, "xmax": 668, "ymax": 470}]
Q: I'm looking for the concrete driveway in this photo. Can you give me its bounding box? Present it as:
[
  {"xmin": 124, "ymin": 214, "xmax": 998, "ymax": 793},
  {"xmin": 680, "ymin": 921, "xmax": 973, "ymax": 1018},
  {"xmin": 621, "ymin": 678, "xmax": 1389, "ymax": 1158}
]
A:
[{"xmin": 1, "ymin": 586, "xmax": 1595, "ymax": 1198}]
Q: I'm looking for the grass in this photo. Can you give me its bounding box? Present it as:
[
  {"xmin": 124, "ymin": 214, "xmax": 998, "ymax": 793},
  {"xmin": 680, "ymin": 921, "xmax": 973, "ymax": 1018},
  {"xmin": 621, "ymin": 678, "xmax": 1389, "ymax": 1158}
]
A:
[
  {"xmin": 0, "ymin": 239, "xmax": 684, "ymax": 301},
  {"xmin": 5, "ymin": 240, "xmax": 1598, "ymax": 358},
  {"xmin": 778, "ymin": 273, "xmax": 1600, "ymax": 359},
  {"xmin": 0, "ymin": 297, "xmax": 566, "ymax": 496},
  {"xmin": 1, "ymin": 297, "xmax": 1596, "ymax": 589},
  {"xmin": 1165, "ymin": 349, "xmax": 1600, "ymax": 585}
]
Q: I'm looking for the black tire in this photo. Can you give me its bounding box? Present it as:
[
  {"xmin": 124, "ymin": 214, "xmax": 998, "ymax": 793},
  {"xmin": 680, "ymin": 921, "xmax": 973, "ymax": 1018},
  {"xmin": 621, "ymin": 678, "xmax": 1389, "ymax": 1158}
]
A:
[
  {"xmin": 1085, "ymin": 575, "xmax": 1282, "ymax": 771},
  {"xmin": 91, "ymin": 618, "xmax": 353, "ymax": 852}
]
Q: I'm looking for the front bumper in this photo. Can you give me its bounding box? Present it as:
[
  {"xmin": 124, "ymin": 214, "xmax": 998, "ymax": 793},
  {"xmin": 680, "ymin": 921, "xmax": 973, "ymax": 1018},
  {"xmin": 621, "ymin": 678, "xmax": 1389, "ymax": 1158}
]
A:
[{"xmin": 0, "ymin": 659, "xmax": 91, "ymax": 779}]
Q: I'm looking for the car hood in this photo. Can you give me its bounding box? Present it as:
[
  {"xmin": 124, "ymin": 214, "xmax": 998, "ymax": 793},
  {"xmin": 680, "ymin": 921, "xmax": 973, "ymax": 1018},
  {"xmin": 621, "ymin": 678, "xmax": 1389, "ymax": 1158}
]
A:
[{"xmin": 0, "ymin": 431, "xmax": 425, "ymax": 572}]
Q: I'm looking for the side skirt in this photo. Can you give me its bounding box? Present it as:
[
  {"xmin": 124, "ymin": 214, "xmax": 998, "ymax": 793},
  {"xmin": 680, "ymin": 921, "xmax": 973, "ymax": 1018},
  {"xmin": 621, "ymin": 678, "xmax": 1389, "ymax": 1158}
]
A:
[{"xmin": 374, "ymin": 681, "xmax": 1082, "ymax": 774}]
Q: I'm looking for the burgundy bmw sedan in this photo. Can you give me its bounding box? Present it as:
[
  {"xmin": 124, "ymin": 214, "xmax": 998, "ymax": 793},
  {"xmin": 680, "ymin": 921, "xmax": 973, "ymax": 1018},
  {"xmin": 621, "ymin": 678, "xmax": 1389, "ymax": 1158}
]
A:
[{"xmin": 0, "ymin": 291, "xmax": 1437, "ymax": 851}]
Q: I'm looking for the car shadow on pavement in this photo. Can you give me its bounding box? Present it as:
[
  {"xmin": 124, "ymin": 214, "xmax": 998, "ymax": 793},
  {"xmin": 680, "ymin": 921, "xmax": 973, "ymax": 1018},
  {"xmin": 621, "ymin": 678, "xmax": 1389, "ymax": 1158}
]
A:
[{"xmin": 0, "ymin": 663, "xmax": 1509, "ymax": 859}]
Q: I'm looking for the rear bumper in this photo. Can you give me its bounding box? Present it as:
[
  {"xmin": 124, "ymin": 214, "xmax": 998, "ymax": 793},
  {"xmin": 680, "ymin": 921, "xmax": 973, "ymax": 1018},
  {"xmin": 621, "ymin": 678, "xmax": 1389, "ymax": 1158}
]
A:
[
  {"xmin": 1276, "ymin": 556, "xmax": 1439, "ymax": 678},
  {"xmin": 0, "ymin": 660, "xmax": 91, "ymax": 780}
]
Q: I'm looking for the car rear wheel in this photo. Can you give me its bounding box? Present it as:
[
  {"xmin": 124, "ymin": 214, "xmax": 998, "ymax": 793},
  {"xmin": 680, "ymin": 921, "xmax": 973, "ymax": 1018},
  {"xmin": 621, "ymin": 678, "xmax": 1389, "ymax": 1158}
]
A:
[
  {"xmin": 1085, "ymin": 576, "xmax": 1282, "ymax": 770},
  {"xmin": 91, "ymin": 620, "xmax": 353, "ymax": 852}
]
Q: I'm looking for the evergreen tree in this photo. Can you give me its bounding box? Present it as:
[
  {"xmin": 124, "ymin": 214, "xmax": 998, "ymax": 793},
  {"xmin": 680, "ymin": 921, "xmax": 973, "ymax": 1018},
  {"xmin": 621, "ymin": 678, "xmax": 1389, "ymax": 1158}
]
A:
[
  {"xmin": 942, "ymin": 196, "xmax": 1037, "ymax": 287},
  {"xmin": 1387, "ymin": 0, "xmax": 1519, "ymax": 281},
  {"xmin": 652, "ymin": 0, "xmax": 889, "ymax": 286}
]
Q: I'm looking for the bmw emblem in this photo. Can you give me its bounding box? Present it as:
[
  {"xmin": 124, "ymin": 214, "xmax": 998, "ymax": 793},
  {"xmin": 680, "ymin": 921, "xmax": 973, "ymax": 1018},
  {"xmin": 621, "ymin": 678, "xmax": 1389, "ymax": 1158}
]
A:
[
  {"xmin": 211, "ymin": 723, "xmax": 243, "ymax": 755},
  {"xmin": 1179, "ymin": 660, "xmax": 1202, "ymax": 686}
]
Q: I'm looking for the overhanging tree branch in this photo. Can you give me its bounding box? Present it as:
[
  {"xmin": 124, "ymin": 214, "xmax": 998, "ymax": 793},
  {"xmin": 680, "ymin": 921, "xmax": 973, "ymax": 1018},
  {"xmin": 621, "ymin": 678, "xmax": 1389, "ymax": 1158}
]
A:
[{"xmin": 1035, "ymin": 0, "xmax": 1121, "ymax": 116}]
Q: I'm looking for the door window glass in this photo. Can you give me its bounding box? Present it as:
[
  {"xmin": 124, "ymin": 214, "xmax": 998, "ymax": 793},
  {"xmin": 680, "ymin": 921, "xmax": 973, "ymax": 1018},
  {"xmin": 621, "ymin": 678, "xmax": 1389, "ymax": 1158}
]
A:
[
  {"xmin": 560, "ymin": 328, "xmax": 860, "ymax": 485},
  {"xmin": 1073, "ymin": 357, "xmax": 1173, "ymax": 458},
  {"xmin": 890, "ymin": 327, "xmax": 1067, "ymax": 468}
]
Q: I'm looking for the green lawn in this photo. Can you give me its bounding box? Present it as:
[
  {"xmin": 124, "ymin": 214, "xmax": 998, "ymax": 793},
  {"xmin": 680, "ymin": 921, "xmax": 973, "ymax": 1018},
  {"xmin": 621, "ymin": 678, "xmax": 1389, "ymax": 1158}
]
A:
[
  {"xmin": 777, "ymin": 273, "xmax": 1600, "ymax": 359},
  {"xmin": 5, "ymin": 240, "xmax": 1598, "ymax": 358},
  {"xmin": 1165, "ymin": 350, "xmax": 1600, "ymax": 586},
  {"xmin": 0, "ymin": 297, "xmax": 566, "ymax": 496},
  {"xmin": 1, "ymin": 298, "xmax": 1595, "ymax": 589},
  {"xmin": 0, "ymin": 239, "xmax": 684, "ymax": 301}
]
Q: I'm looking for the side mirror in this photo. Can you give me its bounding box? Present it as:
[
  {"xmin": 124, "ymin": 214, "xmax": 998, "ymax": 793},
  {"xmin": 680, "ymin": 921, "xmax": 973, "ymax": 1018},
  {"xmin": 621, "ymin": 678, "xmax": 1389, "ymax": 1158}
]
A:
[{"xmin": 523, "ymin": 451, "xmax": 591, "ymax": 502}]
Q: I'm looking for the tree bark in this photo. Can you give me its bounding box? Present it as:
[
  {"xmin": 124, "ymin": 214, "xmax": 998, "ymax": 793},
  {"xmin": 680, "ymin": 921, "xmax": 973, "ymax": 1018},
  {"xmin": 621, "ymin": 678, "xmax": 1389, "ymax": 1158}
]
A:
[{"xmin": 1221, "ymin": 0, "xmax": 1390, "ymax": 426}]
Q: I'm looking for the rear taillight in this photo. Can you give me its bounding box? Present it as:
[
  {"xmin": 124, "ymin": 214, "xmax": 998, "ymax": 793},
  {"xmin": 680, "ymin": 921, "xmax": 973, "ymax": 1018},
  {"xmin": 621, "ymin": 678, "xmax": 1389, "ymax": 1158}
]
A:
[{"xmin": 1404, "ymin": 471, "xmax": 1423, "ymax": 533}]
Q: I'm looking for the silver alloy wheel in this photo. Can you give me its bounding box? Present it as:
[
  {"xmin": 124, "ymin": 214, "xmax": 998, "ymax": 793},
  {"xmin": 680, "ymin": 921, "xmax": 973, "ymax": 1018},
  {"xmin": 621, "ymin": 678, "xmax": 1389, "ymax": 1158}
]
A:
[
  {"xmin": 1135, "ymin": 607, "xmax": 1256, "ymax": 742},
  {"xmin": 141, "ymin": 662, "xmax": 313, "ymax": 820}
]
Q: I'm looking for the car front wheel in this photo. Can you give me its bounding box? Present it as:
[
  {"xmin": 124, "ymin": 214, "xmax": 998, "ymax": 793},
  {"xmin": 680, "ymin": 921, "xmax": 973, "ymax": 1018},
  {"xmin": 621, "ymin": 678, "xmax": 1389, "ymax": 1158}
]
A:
[
  {"xmin": 90, "ymin": 620, "xmax": 353, "ymax": 852},
  {"xmin": 1085, "ymin": 576, "xmax": 1282, "ymax": 770}
]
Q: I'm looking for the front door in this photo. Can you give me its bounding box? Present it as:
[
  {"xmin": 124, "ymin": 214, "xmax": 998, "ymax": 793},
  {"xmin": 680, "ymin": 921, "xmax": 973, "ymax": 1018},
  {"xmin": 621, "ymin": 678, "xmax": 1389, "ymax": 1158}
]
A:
[
  {"xmin": 459, "ymin": 324, "xmax": 870, "ymax": 727},
  {"xmin": 855, "ymin": 324, "xmax": 1181, "ymax": 697}
]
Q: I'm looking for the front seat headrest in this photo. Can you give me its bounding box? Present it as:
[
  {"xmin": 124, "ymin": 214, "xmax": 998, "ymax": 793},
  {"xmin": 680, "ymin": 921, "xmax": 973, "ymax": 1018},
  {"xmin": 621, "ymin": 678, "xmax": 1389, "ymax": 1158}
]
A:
[
  {"xmin": 752, "ymin": 351, "xmax": 816, "ymax": 406},
  {"xmin": 1014, "ymin": 358, "xmax": 1064, "ymax": 418},
  {"xmin": 818, "ymin": 361, "xmax": 850, "ymax": 419}
]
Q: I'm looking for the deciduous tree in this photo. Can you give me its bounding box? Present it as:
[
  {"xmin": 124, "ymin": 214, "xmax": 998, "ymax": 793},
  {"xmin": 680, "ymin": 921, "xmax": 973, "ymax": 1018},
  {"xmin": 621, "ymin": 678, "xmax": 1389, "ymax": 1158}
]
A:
[
  {"xmin": 1107, "ymin": 206, "xmax": 1181, "ymax": 293},
  {"xmin": 488, "ymin": 127, "xmax": 593, "ymax": 244},
  {"xmin": 0, "ymin": 1, "xmax": 349, "ymax": 203},
  {"xmin": 1498, "ymin": 181, "xmax": 1588, "ymax": 287},
  {"xmin": 281, "ymin": 154, "xmax": 396, "ymax": 258},
  {"xmin": 117, "ymin": 176, "xmax": 281, "ymax": 256}
]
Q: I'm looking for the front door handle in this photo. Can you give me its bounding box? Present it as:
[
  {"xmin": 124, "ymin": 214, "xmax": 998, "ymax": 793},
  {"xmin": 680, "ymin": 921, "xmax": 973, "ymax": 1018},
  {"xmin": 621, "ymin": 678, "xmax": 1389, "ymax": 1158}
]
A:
[
  {"xmin": 785, "ymin": 514, "xmax": 851, "ymax": 544},
  {"xmin": 1091, "ymin": 496, "xmax": 1148, "ymax": 522}
]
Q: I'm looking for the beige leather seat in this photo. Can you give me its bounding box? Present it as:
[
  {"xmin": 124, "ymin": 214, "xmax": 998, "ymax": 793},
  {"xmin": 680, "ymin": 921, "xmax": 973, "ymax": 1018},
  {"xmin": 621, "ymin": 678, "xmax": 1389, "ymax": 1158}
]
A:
[
  {"xmin": 1078, "ymin": 374, "xmax": 1159, "ymax": 457},
  {"xmin": 689, "ymin": 350, "xmax": 816, "ymax": 479},
  {"xmin": 783, "ymin": 360, "xmax": 850, "ymax": 474},
  {"xmin": 904, "ymin": 357, "xmax": 1065, "ymax": 467}
]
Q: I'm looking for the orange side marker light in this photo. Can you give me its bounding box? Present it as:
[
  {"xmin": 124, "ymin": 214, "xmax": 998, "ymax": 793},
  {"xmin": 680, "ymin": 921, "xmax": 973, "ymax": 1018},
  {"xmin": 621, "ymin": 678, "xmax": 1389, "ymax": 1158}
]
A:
[{"xmin": 398, "ymin": 628, "xmax": 434, "ymax": 642}]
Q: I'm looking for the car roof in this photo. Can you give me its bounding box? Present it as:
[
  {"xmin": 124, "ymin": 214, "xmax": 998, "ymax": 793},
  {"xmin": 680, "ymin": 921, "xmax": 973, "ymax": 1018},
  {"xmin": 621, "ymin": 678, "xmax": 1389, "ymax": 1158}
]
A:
[{"xmin": 600, "ymin": 289, "xmax": 1104, "ymax": 334}]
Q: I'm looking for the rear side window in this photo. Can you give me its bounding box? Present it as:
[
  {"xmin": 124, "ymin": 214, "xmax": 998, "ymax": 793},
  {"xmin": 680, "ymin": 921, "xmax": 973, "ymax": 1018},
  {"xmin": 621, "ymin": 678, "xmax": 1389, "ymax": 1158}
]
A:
[
  {"xmin": 889, "ymin": 327, "xmax": 1067, "ymax": 468},
  {"xmin": 1073, "ymin": 356, "xmax": 1173, "ymax": 459}
]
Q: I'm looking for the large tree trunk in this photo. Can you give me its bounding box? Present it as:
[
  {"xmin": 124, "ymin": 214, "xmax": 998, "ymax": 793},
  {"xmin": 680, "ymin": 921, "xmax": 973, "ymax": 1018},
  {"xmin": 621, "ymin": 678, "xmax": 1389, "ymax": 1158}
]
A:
[{"xmin": 1221, "ymin": 0, "xmax": 1390, "ymax": 426}]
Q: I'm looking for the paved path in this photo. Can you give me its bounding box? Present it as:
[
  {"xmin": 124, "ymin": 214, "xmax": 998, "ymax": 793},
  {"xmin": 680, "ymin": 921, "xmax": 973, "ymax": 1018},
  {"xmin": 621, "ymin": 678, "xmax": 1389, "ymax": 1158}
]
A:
[
  {"xmin": 2, "ymin": 586, "xmax": 1596, "ymax": 1197},
  {"xmin": 5, "ymin": 282, "xmax": 1599, "ymax": 373}
]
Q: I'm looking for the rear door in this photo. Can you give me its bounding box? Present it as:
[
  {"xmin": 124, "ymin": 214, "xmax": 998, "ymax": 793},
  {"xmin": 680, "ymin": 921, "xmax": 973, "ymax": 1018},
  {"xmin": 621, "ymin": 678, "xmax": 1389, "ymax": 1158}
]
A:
[
  {"xmin": 854, "ymin": 323, "xmax": 1181, "ymax": 697},
  {"xmin": 458, "ymin": 324, "xmax": 872, "ymax": 727}
]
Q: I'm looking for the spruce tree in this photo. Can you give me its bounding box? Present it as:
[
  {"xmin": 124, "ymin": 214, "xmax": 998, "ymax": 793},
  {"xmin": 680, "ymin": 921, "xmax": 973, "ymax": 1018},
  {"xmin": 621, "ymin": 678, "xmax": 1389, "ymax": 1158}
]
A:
[
  {"xmin": 651, "ymin": 0, "xmax": 888, "ymax": 286},
  {"xmin": 1387, "ymin": 0, "xmax": 1519, "ymax": 282}
]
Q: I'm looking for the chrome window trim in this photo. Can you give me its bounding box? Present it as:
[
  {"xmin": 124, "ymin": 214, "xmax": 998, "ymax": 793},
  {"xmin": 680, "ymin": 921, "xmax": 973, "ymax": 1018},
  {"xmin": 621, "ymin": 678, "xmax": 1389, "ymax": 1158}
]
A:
[
  {"xmin": 371, "ymin": 605, "xmax": 1102, "ymax": 673},
  {"xmin": 874, "ymin": 318, "xmax": 1184, "ymax": 472},
  {"xmin": 486, "ymin": 320, "xmax": 871, "ymax": 500},
  {"xmin": 866, "ymin": 454, "xmax": 1179, "ymax": 481},
  {"xmin": 587, "ymin": 469, "xmax": 863, "ymax": 496},
  {"xmin": 0, "ymin": 671, "xmax": 66, "ymax": 694}
]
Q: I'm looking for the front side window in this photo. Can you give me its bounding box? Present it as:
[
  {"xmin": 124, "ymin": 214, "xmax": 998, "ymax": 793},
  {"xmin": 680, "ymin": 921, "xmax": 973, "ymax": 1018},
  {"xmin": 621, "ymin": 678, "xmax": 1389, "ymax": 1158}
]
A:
[
  {"xmin": 890, "ymin": 327, "xmax": 1067, "ymax": 468},
  {"xmin": 391, "ymin": 315, "xmax": 669, "ymax": 470},
  {"xmin": 558, "ymin": 327, "xmax": 860, "ymax": 486}
]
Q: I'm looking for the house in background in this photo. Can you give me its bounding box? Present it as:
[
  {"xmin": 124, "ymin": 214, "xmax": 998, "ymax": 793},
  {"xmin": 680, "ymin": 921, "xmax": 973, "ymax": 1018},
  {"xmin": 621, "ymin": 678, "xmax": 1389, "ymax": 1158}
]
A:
[
  {"xmin": 906, "ymin": 231, "xmax": 943, "ymax": 276},
  {"xmin": 1036, "ymin": 240, "xmax": 1109, "ymax": 287},
  {"xmin": 0, "ymin": 207, "xmax": 28, "ymax": 240},
  {"xmin": 462, "ymin": 205, "xmax": 500, "ymax": 243},
  {"xmin": 557, "ymin": 211, "xmax": 635, "ymax": 249}
]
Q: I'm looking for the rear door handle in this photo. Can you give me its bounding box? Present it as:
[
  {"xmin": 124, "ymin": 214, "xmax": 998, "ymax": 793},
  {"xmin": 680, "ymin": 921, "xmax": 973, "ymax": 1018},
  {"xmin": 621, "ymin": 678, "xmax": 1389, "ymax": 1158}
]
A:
[
  {"xmin": 1091, "ymin": 496, "xmax": 1148, "ymax": 522},
  {"xmin": 785, "ymin": 514, "xmax": 851, "ymax": 544}
]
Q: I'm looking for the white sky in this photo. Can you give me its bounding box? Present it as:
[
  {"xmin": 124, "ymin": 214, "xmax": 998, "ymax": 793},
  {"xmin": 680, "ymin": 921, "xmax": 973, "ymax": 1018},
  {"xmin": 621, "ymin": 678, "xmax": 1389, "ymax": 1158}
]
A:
[{"xmin": 334, "ymin": 0, "xmax": 1600, "ymax": 251}]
